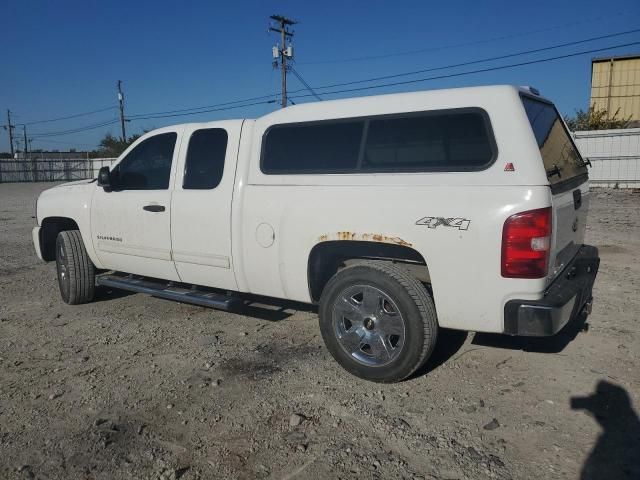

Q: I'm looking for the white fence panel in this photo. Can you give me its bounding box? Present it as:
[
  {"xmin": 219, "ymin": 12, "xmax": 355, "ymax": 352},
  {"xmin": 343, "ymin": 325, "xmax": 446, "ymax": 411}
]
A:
[
  {"xmin": 0, "ymin": 157, "xmax": 117, "ymax": 183},
  {"xmin": 573, "ymin": 128, "xmax": 640, "ymax": 188},
  {"xmin": 88, "ymin": 158, "xmax": 117, "ymax": 179}
]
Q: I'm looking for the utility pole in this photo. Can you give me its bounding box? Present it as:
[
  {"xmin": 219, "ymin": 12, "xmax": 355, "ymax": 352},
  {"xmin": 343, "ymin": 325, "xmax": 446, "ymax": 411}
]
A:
[
  {"xmin": 269, "ymin": 15, "xmax": 296, "ymax": 108},
  {"xmin": 4, "ymin": 109, "xmax": 15, "ymax": 157},
  {"xmin": 117, "ymin": 80, "xmax": 126, "ymax": 141},
  {"xmin": 23, "ymin": 124, "xmax": 38, "ymax": 181},
  {"xmin": 23, "ymin": 125, "xmax": 28, "ymax": 155}
]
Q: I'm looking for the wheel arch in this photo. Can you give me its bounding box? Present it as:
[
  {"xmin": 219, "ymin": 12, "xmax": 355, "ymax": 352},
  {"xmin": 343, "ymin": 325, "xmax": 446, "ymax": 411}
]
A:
[
  {"xmin": 39, "ymin": 216, "xmax": 81, "ymax": 261},
  {"xmin": 307, "ymin": 240, "xmax": 431, "ymax": 303}
]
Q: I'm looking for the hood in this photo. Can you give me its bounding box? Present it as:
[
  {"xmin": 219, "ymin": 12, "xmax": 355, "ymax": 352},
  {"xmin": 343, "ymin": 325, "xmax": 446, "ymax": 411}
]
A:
[
  {"xmin": 52, "ymin": 178, "xmax": 96, "ymax": 188},
  {"xmin": 36, "ymin": 178, "xmax": 96, "ymax": 226}
]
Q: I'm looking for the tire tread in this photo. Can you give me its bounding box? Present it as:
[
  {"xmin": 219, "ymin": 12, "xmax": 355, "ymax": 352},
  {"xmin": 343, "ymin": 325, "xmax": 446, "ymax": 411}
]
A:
[{"xmin": 57, "ymin": 230, "xmax": 95, "ymax": 304}]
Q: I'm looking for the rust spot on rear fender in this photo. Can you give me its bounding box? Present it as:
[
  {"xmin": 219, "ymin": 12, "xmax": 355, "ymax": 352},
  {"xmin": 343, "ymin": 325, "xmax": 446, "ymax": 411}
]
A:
[{"xmin": 318, "ymin": 232, "xmax": 412, "ymax": 247}]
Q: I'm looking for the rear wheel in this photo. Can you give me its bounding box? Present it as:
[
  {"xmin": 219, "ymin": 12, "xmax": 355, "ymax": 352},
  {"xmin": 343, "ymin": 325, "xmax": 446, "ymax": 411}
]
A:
[
  {"xmin": 55, "ymin": 230, "xmax": 95, "ymax": 305},
  {"xmin": 319, "ymin": 260, "xmax": 438, "ymax": 383}
]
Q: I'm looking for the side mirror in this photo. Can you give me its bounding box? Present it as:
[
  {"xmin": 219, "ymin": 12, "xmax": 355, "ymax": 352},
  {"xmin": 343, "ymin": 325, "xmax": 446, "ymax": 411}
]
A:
[{"xmin": 97, "ymin": 166, "xmax": 111, "ymax": 189}]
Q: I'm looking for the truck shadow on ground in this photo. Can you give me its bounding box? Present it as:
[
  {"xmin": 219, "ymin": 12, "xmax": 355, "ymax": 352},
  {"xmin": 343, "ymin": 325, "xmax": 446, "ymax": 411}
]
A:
[
  {"xmin": 231, "ymin": 297, "xmax": 317, "ymax": 322},
  {"xmin": 93, "ymin": 286, "xmax": 136, "ymax": 303},
  {"xmin": 223, "ymin": 301, "xmax": 470, "ymax": 380},
  {"xmin": 471, "ymin": 312, "xmax": 589, "ymax": 354},
  {"xmin": 572, "ymin": 380, "xmax": 640, "ymax": 480},
  {"xmin": 92, "ymin": 286, "xmax": 316, "ymax": 321},
  {"xmin": 411, "ymin": 329, "xmax": 468, "ymax": 378}
]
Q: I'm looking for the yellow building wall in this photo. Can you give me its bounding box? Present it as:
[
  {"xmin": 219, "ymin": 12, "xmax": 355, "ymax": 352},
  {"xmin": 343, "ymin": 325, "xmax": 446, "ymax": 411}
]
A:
[{"xmin": 590, "ymin": 57, "xmax": 640, "ymax": 121}]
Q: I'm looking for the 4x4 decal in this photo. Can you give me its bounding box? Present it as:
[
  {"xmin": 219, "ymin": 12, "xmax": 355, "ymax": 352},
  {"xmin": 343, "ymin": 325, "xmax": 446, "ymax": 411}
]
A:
[{"xmin": 416, "ymin": 217, "xmax": 471, "ymax": 231}]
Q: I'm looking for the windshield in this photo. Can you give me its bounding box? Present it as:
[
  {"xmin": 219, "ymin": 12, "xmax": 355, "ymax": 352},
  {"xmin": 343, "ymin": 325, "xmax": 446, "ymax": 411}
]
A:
[{"xmin": 521, "ymin": 96, "xmax": 587, "ymax": 188}]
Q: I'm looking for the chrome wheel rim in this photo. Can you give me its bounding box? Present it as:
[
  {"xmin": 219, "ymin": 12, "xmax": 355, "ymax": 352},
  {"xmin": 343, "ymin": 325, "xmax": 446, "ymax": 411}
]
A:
[{"xmin": 332, "ymin": 284, "xmax": 406, "ymax": 367}]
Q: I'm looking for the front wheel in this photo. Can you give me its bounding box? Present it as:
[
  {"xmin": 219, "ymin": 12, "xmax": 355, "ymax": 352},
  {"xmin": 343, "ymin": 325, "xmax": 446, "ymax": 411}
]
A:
[
  {"xmin": 55, "ymin": 230, "xmax": 95, "ymax": 305},
  {"xmin": 319, "ymin": 260, "xmax": 438, "ymax": 383}
]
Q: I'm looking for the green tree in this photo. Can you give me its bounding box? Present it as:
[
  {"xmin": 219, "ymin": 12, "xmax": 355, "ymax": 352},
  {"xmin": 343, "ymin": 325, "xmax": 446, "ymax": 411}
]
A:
[
  {"xmin": 564, "ymin": 105, "xmax": 631, "ymax": 131},
  {"xmin": 93, "ymin": 131, "xmax": 145, "ymax": 157}
]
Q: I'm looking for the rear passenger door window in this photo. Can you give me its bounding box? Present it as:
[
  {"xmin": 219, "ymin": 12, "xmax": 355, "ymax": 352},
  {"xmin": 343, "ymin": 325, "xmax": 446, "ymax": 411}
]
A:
[{"xmin": 183, "ymin": 128, "xmax": 228, "ymax": 189}]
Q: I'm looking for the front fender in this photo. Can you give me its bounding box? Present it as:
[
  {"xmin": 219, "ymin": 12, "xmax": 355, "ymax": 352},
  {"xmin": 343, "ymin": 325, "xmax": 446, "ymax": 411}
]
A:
[{"xmin": 37, "ymin": 182, "xmax": 103, "ymax": 268}]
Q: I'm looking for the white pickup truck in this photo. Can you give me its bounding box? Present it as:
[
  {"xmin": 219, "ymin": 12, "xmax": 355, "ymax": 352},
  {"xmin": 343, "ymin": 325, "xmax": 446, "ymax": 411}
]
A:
[{"xmin": 33, "ymin": 85, "xmax": 599, "ymax": 382}]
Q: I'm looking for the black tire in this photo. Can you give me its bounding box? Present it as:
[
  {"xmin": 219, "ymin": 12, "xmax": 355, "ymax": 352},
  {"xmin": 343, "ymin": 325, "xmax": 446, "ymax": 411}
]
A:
[
  {"xmin": 319, "ymin": 260, "xmax": 438, "ymax": 383},
  {"xmin": 55, "ymin": 230, "xmax": 95, "ymax": 305}
]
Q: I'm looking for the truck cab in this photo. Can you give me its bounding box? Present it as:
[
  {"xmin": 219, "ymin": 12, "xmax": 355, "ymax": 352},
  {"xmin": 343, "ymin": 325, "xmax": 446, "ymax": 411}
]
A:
[{"xmin": 35, "ymin": 120, "xmax": 245, "ymax": 287}]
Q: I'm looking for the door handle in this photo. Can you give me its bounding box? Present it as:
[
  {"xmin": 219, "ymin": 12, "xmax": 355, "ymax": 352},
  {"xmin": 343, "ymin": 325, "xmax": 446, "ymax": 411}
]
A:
[
  {"xmin": 143, "ymin": 204, "xmax": 165, "ymax": 212},
  {"xmin": 572, "ymin": 189, "xmax": 582, "ymax": 210}
]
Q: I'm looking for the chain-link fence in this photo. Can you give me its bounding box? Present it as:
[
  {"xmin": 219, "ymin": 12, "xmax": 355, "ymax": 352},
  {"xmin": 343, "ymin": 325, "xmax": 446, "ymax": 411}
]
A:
[{"xmin": 0, "ymin": 157, "xmax": 116, "ymax": 183}]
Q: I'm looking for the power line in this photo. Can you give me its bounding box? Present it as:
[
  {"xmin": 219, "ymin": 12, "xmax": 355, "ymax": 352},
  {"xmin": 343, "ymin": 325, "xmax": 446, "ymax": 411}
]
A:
[
  {"xmin": 32, "ymin": 38, "xmax": 638, "ymax": 137},
  {"xmin": 290, "ymin": 40, "xmax": 640, "ymax": 100},
  {"xmin": 298, "ymin": 10, "xmax": 640, "ymax": 65},
  {"xmin": 30, "ymin": 119, "xmax": 120, "ymax": 138},
  {"xmin": 11, "ymin": 33, "xmax": 637, "ymax": 144},
  {"xmin": 134, "ymin": 39, "xmax": 637, "ymax": 118},
  {"xmin": 292, "ymin": 28, "xmax": 640, "ymax": 93},
  {"xmin": 128, "ymin": 99, "xmax": 276, "ymax": 121},
  {"xmin": 30, "ymin": 138, "xmax": 99, "ymax": 147},
  {"xmin": 290, "ymin": 66, "xmax": 322, "ymax": 101},
  {"xmin": 129, "ymin": 27, "xmax": 640, "ymax": 119},
  {"xmin": 24, "ymin": 100, "xmax": 275, "ymax": 140},
  {"xmin": 19, "ymin": 106, "xmax": 118, "ymax": 126},
  {"xmin": 127, "ymin": 93, "xmax": 276, "ymax": 119}
]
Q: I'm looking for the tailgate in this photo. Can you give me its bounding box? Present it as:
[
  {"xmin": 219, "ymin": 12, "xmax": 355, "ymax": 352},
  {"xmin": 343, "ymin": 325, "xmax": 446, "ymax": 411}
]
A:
[
  {"xmin": 520, "ymin": 94, "xmax": 590, "ymax": 281},
  {"xmin": 550, "ymin": 181, "xmax": 590, "ymax": 280}
]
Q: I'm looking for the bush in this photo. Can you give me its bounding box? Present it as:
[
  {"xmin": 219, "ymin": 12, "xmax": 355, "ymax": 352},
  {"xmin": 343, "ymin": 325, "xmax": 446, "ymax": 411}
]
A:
[{"xmin": 564, "ymin": 105, "xmax": 631, "ymax": 131}]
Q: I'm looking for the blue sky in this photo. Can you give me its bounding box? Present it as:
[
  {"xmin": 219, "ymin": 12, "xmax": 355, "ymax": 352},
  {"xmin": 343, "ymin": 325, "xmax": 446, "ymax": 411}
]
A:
[{"xmin": 2, "ymin": 0, "xmax": 639, "ymax": 152}]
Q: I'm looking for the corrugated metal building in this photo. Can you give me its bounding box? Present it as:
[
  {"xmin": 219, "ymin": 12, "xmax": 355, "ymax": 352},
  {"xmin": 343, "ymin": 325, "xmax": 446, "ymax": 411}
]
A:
[{"xmin": 590, "ymin": 54, "xmax": 640, "ymax": 125}]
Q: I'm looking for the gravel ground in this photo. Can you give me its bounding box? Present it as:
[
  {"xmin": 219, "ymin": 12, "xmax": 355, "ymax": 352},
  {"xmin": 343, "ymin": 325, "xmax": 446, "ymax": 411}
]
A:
[{"xmin": 1, "ymin": 182, "xmax": 639, "ymax": 480}]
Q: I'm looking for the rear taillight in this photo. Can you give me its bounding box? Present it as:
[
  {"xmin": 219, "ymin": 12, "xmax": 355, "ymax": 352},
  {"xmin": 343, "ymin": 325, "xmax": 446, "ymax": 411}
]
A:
[{"xmin": 501, "ymin": 207, "xmax": 552, "ymax": 278}]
